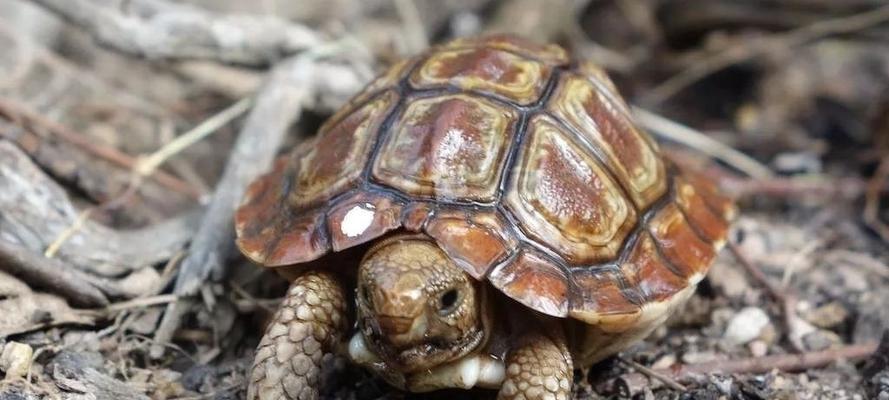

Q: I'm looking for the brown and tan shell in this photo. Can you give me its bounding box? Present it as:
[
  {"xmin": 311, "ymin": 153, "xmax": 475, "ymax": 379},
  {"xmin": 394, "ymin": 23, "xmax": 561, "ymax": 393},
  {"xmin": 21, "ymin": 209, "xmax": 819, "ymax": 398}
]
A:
[{"xmin": 235, "ymin": 35, "xmax": 736, "ymax": 327}]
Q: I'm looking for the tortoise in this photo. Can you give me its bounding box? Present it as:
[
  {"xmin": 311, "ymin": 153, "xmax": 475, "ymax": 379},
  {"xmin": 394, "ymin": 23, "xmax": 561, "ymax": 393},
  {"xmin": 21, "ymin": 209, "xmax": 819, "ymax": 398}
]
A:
[{"xmin": 235, "ymin": 34, "xmax": 736, "ymax": 400}]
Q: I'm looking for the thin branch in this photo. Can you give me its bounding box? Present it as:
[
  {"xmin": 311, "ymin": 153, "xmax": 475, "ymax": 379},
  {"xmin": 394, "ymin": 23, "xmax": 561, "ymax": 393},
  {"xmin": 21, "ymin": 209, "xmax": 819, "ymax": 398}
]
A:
[
  {"xmin": 643, "ymin": 4, "xmax": 889, "ymax": 104},
  {"xmin": 29, "ymin": 0, "xmax": 327, "ymax": 66},
  {"xmin": 0, "ymin": 240, "xmax": 108, "ymax": 307},
  {"xmin": 0, "ymin": 97, "xmax": 203, "ymax": 200},
  {"xmin": 151, "ymin": 39, "xmax": 369, "ymax": 358},
  {"xmin": 136, "ymin": 97, "xmax": 253, "ymax": 177},
  {"xmin": 728, "ymin": 241, "xmax": 806, "ymax": 352},
  {"xmin": 658, "ymin": 342, "xmax": 878, "ymax": 382},
  {"xmin": 618, "ymin": 357, "xmax": 686, "ymax": 391}
]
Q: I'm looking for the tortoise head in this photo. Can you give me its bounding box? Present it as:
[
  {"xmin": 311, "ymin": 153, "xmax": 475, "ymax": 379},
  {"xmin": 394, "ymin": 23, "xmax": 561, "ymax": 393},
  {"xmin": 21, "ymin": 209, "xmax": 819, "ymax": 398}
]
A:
[{"xmin": 355, "ymin": 234, "xmax": 487, "ymax": 372}]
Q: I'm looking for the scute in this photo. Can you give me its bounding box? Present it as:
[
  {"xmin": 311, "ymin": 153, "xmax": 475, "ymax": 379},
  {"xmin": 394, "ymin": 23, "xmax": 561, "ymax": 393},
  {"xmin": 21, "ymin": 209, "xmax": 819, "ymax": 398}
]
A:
[
  {"xmin": 648, "ymin": 204, "xmax": 717, "ymax": 283},
  {"xmin": 372, "ymin": 94, "xmax": 518, "ymax": 203},
  {"xmin": 489, "ymin": 251, "xmax": 570, "ymax": 317},
  {"xmin": 288, "ymin": 91, "xmax": 397, "ymax": 209},
  {"xmin": 443, "ymin": 34, "xmax": 569, "ymax": 65},
  {"xmin": 504, "ymin": 115, "xmax": 637, "ymax": 265},
  {"xmin": 549, "ymin": 74, "xmax": 666, "ymax": 209},
  {"xmin": 233, "ymin": 34, "xmax": 737, "ymax": 326},
  {"xmin": 620, "ymin": 232, "xmax": 688, "ymax": 303},
  {"xmin": 327, "ymin": 192, "xmax": 404, "ymax": 252},
  {"xmin": 569, "ymin": 269, "xmax": 642, "ymax": 331},
  {"xmin": 425, "ymin": 209, "xmax": 517, "ymax": 279},
  {"xmin": 410, "ymin": 47, "xmax": 550, "ymax": 105}
]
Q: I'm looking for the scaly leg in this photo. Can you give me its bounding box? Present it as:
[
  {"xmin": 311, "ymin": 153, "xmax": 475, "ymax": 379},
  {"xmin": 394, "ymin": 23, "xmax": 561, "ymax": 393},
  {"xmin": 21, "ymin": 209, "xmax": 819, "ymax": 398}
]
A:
[
  {"xmin": 247, "ymin": 271, "xmax": 348, "ymax": 400},
  {"xmin": 497, "ymin": 328, "xmax": 573, "ymax": 400}
]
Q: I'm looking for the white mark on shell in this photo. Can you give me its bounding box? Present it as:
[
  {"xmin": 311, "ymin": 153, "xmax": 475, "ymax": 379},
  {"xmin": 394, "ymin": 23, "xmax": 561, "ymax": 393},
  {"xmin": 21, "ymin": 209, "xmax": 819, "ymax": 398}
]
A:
[{"xmin": 341, "ymin": 204, "xmax": 376, "ymax": 238}]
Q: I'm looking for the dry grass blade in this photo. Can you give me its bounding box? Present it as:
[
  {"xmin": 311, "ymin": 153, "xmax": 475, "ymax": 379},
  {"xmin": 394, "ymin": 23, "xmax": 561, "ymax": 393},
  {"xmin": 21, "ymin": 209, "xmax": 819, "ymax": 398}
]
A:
[
  {"xmin": 633, "ymin": 106, "xmax": 773, "ymax": 178},
  {"xmin": 40, "ymin": 97, "xmax": 252, "ymax": 259},
  {"xmin": 0, "ymin": 97, "xmax": 203, "ymax": 199}
]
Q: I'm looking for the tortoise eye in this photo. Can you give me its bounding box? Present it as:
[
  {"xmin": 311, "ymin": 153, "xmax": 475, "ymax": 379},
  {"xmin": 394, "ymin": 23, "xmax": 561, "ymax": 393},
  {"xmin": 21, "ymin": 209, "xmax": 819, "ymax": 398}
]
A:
[{"xmin": 438, "ymin": 289, "xmax": 460, "ymax": 314}]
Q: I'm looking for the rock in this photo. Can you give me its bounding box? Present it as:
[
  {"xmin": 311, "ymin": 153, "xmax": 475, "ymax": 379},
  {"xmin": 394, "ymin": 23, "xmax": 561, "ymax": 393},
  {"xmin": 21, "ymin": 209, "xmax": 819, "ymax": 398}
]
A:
[
  {"xmin": 650, "ymin": 354, "xmax": 676, "ymax": 370},
  {"xmin": 802, "ymin": 329, "xmax": 843, "ymax": 351},
  {"xmin": 49, "ymin": 351, "xmax": 149, "ymax": 400},
  {"xmin": 0, "ymin": 342, "xmax": 32, "ymax": 379},
  {"xmin": 707, "ymin": 261, "xmax": 750, "ymax": 299},
  {"xmin": 681, "ymin": 351, "xmax": 720, "ymax": 364},
  {"xmin": 182, "ymin": 364, "xmax": 215, "ymax": 392},
  {"xmin": 803, "ymin": 301, "xmax": 849, "ymax": 329},
  {"xmin": 854, "ymin": 289, "xmax": 889, "ymax": 344},
  {"xmin": 749, "ymin": 340, "xmax": 768, "ymax": 357},
  {"xmin": 772, "ymin": 151, "xmax": 822, "ymax": 174},
  {"xmin": 724, "ymin": 307, "xmax": 771, "ymax": 346}
]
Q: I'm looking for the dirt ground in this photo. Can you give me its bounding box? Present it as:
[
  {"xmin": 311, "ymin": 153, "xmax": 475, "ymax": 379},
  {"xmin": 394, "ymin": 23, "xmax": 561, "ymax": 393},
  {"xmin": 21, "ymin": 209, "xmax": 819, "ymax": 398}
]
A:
[{"xmin": 1, "ymin": 0, "xmax": 888, "ymax": 399}]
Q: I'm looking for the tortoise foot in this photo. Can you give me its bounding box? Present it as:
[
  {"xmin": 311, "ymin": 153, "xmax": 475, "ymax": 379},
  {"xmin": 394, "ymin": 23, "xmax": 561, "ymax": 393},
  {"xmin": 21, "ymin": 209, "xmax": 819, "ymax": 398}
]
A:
[
  {"xmin": 247, "ymin": 271, "xmax": 347, "ymax": 400},
  {"xmin": 497, "ymin": 330, "xmax": 573, "ymax": 400}
]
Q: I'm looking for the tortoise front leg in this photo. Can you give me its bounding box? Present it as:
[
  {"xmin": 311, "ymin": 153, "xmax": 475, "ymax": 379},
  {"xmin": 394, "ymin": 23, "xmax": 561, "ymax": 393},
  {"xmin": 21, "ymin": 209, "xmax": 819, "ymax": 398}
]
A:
[
  {"xmin": 498, "ymin": 328, "xmax": 573, "ymax": 400},
  {"xmin": 248, "ymin": 271, "xmax": 348, "ymax": 400}
]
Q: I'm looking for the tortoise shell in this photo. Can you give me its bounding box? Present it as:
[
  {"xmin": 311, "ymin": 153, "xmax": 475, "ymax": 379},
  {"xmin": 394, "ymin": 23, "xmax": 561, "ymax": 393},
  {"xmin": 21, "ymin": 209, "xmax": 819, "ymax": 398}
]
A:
[{"xmin": 235, "ymin": 35, "xmax": 736, "ymax": 327}]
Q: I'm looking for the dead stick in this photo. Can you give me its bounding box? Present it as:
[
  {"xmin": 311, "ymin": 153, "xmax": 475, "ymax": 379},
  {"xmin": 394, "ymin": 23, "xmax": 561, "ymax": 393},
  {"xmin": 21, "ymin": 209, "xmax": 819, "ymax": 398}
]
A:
[
  {"xmin": 618, "ymin": 357, "xmax": 686, "ymax": 391},
  {"xmin": 0, "ymin": 240, "xmax": 109, "ymax": 307},
  {"xmin": 0, "ymin": 97, "xmax": 203, "ymax": 200},
  {"xmin": 29, "ymin": 0, "xmax": 324, "ymax": 66},
  {"xmin": 644, "ymin": 4, "xmax": 889, "ymax": 104},
  {"xmin": 149, "ymin": 57, "xmax": 312, "ymax": 359},
  {"xmin": 661, "ymin": 342, "xmax": 878, "ymax": 381}
]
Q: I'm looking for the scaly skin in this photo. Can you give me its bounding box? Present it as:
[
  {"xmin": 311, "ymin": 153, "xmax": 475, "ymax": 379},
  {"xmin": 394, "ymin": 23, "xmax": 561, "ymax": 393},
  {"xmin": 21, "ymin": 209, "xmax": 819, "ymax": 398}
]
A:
[
  {"xmin": 247, "ymin": 271, "xmax": 347, "ymax": 400},
  {"xmin": 498, "ymin": 329, "xmax": 573, "ymax": 400}
]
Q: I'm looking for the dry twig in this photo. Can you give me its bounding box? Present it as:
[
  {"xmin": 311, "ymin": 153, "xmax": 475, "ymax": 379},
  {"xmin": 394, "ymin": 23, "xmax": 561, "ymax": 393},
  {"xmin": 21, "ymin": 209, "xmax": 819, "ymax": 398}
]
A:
[
  {"xmin": 618, "ymin": 357, "xmax": 686, "ymax": 391},
  {"xmin": 0, "ymin": 240, "xmax": 108, "ymax": 307},
  {"xmin": 29, "ymin": 0, "xmax": 326, "ymax": 66},
  {"xmin": 643, "ymin": 4, "xmax": 889, "ymax": 104},
  {"xmin": 151, "ymin": 40, "xmax": 369, "ymax": 358},
  {"xmin": 0, "ymin": 141, "xmax": 202, "ymax": 276},
  {"xmin": 621, "ymin": 342, "xmax": 878, "ymax": 384},
  {"xmin": 728, "ymin": 241, "xmax": 806, "ymax": 352},
  {"xmin": 0, "ymin": 97, "xmax": 203, "ymax": 200}
]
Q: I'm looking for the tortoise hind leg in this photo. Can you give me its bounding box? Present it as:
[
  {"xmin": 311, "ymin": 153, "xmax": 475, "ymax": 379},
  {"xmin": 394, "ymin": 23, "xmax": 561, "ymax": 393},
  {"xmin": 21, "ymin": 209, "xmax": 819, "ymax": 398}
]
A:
[
  {"xmin": 248, "ymin": 271, "xmax": 348, "ymax": 400},
  {"xmin": 498, "ymin": 327, "xmax": 573, "ymax": 400}
]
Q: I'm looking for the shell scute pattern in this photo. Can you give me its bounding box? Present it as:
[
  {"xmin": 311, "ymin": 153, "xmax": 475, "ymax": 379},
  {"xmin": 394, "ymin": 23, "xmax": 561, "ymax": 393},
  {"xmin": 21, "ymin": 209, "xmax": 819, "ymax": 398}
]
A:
[
  {"xmin": 409, "ymin": 45, "xmax": 552, "ymax": 105},
  {"xmin": 233, "ymin": 35, "xmax": 735, "ymax": 324},
  {"xmin": 425, "ymin": 209, "xmax": 516, "ymax": 279},
  {"xmin": 548, "ymin": 73, "xmax": 666, "ymax": 209},
  {"xmin": 288, "ymin": 90, "xmax": 398, "ymax": 209},
  {"xmin": 504, "ymin": 115, "xmax": 637, "ymax": 265},
  {"xmin": 372, "ymin": 94, "xmax": 519, "ymax": 203}
]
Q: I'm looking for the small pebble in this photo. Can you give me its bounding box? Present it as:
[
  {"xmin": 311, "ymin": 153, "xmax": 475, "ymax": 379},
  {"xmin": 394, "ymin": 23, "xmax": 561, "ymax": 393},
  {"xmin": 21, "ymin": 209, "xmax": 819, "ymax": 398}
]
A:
[
  {"xmin": 0, "ymin": 342, "xmax": 33, "ymax": 379},
  {"xmin": 650, "ymin": 354, "xmax": 676, "ymax": 370},
  {"xmin": 681, "ymin": 351, "xmax": 718, "ymax": 364},
  {"xmin": 802, "ymin": 329, "xmax": 842, "ymax": 351},
  {"xmin": 724, "ymin": 307, "xmax": 771, "ymax": 346},
  {"xmin": 749, "ymin": 340, "xmax": 769, "ymax": 357},
  {"xmin": 803, "ymin": 301, "xmax": 849, "ymax": 329}
]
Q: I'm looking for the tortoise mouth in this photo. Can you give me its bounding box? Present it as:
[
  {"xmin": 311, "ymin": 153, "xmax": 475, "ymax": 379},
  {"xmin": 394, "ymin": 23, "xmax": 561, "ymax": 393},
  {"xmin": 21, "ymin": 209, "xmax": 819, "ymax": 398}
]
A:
[{"xmin": 361, "ymin": 320, "xmax": 486, "ymax": 373}]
